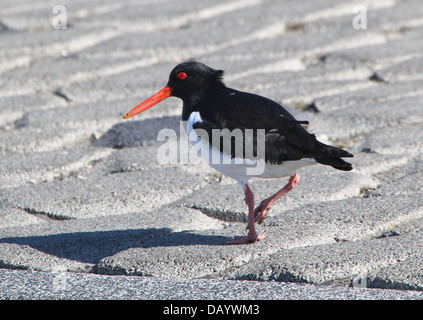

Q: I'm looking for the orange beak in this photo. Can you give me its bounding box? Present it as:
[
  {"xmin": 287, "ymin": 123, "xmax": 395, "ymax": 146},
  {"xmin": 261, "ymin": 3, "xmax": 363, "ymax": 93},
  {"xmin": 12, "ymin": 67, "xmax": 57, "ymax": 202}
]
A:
[{"xmin": 123, "ymin": 86, "xmax": 173, "ymax": 119}]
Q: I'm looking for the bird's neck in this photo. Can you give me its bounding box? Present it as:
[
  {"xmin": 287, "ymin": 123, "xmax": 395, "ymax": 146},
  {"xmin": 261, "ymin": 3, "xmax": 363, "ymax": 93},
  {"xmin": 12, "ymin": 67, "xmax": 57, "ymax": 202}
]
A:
[
  {"xmin": 182, "ymin": 102, "xmax": 192, "ymax": 121},
  {"xmin": 181, "ymin": 83, "xmax": 226, "ymax": 121}
]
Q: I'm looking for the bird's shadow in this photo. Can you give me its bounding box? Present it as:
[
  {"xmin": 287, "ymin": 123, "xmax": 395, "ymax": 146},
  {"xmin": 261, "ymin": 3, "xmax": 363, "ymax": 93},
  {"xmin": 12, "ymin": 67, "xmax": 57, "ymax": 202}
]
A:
[
  {"xmin": 0, "ymin": 228, "xmax": 232, "ymax": 264},
  {"xmin": 92, "ymin": 115, "xmax": 181, "ymax": 149}
]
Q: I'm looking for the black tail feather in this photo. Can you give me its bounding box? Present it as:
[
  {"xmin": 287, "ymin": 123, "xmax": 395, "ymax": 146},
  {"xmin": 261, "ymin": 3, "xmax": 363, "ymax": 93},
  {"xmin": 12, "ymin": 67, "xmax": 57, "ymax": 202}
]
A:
[{"xmin": 315, "ymin": 157, "xmax": 353, "ymax": 171}]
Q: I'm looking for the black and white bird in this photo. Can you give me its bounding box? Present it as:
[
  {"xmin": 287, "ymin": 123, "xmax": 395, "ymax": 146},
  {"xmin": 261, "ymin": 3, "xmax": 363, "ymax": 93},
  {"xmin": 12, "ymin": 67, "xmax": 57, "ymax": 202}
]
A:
[{"xmin": 124, "ymin": 61, "xmax": 353, "ymax": 244}]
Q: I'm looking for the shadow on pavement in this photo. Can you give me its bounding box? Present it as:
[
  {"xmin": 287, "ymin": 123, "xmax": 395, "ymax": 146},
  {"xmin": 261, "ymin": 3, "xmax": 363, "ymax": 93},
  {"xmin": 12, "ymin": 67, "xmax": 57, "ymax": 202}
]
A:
[
  {"xmin": 92, "ymin": 115, "xmax": 181, "ymax": 149},
  {"xmin": 0, "ymin": 228, "xmax": 231, "ymax": 264}
]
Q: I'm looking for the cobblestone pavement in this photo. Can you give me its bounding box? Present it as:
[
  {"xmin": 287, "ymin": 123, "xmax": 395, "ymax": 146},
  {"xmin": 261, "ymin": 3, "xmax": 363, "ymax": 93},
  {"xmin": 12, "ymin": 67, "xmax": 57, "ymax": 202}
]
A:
[{"xmin": 1, "ymin": 0, "xmax": 422, "ymax": 299}]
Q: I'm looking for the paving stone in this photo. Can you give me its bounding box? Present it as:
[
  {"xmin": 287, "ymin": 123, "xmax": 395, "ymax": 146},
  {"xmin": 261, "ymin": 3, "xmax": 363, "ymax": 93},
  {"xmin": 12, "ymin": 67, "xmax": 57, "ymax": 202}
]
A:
[
  {"xmin": 227, "ymin": 232, "xmax": 423, "ymax": 288},
  {"xmin": 0, "ymin": 204, "xmax": 224, "ymax": 272},
  {"xmin": 0, "ymin": 147, "xmax": 112, "ymax": 189},
  {"xmin": 1, "ymin": 0, "xmax": 423, "ymax": 299},
  {"xmin": 370, "ymin": 254, "xmax": 423, "ymax": 291},
  {"xmin": 0, "ymin": 166, "xmax": 206, "ymax": 220},
  {"xmin": 2, "ymin": 268, "xmax": 423, "ymax": 300},
  {"xmin": 309, "ymin": 95, "xmax": 423, "ymax": 139}
]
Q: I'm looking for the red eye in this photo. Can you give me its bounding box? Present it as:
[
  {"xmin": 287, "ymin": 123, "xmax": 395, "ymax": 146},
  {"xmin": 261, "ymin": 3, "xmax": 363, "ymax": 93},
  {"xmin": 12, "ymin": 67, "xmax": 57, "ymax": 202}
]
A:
[{"xmin": 177, "ymin": 72, "xmax": 187, "ymax": 80}]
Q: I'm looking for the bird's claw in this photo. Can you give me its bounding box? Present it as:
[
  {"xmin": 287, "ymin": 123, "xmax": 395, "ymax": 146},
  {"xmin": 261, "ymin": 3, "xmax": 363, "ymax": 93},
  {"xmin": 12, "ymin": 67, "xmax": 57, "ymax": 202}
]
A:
[
  {"xmin": 225, "ymin": 234, "xmax": 265, "ymax": 245},
  {"xmin": 254, "ymin": 203, "xmax": 271, "ymax": 224}
]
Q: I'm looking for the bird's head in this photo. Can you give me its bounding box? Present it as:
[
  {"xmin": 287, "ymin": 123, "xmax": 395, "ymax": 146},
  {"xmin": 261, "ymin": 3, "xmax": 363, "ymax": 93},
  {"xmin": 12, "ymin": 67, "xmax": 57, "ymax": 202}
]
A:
[{"xmin": 123, "ymin": 61, "xmax": 224, "ymax": 120}]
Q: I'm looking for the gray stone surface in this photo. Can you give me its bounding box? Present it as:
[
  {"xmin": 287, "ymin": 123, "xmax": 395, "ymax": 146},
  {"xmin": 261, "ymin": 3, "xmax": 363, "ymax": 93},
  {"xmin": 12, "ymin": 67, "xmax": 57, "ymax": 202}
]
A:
[
  {"xmin": 1, "ymin": 268, "xmax": 423, "ymax": 300},
  {"xmin": 1, "ymin": 0, "xmax": 423, "ymax": 300}
]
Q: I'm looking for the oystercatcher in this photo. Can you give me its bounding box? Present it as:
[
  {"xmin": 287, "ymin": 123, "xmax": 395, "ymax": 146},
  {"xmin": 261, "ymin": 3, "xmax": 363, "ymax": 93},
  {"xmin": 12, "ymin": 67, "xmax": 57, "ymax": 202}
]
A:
[{"xmin": 123, "ymin": 61, "xmax": 353, "ymax": 244}]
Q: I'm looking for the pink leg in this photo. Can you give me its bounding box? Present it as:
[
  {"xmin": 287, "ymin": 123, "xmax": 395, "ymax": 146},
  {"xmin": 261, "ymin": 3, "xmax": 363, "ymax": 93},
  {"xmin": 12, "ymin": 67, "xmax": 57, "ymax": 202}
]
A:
[
  {"xmin": 225, "ymin": 184, "xmax": 265, "ymax": 245},
  {"xmin": 254, "ymin": 173, "xmax": 300, "ymax": 224}
]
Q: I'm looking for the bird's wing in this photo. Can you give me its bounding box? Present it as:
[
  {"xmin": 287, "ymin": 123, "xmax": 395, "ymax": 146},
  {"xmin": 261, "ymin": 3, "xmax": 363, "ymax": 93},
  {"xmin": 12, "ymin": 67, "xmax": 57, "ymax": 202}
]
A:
[
  {"xmin": 197, "ymin": 89, "xmax": 316, "ymax": 152},
  {"xmin": 194, "ymin": 88, "xmax": 353, "ymax": 164}
]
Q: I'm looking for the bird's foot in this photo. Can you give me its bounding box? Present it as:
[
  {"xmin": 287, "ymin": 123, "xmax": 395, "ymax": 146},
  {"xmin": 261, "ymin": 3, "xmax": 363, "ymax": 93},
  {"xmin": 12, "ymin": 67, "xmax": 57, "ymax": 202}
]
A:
[
  {"xmin": 253, "ymin": 174, "xmax": 300, "ymax": 224},
  {"xmin": 254, "ymin": 201, "xmax": 272, "ymax": 224},
  {"xmin": 225, "ymin": 233, "xmax": 265, "ymax": 245}
]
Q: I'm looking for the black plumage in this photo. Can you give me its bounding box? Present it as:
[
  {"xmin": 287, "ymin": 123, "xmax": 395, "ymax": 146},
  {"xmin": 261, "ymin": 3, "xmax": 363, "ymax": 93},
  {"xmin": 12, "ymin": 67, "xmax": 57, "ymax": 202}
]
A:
[{"xmin": 168, "ymin": 62, "xmax": 353, "ymax": 170}]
